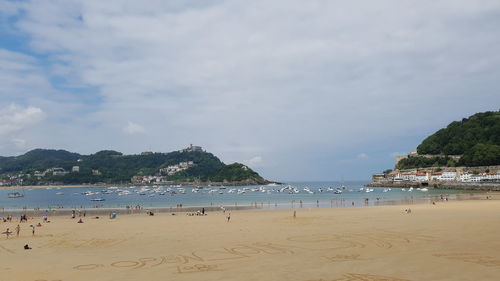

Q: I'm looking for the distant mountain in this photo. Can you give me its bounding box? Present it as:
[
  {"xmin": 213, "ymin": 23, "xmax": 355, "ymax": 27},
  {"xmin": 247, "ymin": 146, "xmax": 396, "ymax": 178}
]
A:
[
  {"xmin": 0, "ymin": 147, "xmax": 269, "ymax": 185},
  {"xmin": 397, "ymin": 110, "xmax": 500, "ymax": 169}
]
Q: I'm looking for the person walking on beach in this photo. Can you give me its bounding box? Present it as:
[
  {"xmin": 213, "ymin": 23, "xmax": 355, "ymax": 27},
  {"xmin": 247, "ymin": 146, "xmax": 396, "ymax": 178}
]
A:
[
  {"xmin": 15, "ymin": 224, "xmax": 20, "ymax": 237},
  {"xmin": 226, "ymin": 212, "xmax": 231, "ymax": 222},
  {"xmin": 31, "ymin": 225, "xmax": 36, "ymax": 236},
  {"xmin": 4, "ymin": 228, "xmax": 11, "ymax": 239}
]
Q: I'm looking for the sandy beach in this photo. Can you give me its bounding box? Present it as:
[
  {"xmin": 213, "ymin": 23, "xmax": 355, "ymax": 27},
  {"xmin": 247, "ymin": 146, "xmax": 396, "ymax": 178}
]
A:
[{"xmin": 1, "ymin": 199, "xmax": 500, "ymax": 281}]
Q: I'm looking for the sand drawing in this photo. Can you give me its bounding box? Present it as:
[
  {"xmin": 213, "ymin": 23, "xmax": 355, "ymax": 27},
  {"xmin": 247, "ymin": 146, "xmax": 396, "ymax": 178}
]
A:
[
  {"xmin": 41, "ymin": 238, "xmax": 125, "ymax": 249},
  {"xmin": 433, "ymin": 253, "xmax": 500, "ymax": 267},
  {"xmin": 307, "ymin": 273, "xmax": 411, "ymax": 281},
  {"xmin": 287, "ymin": 231, "xmax": 435, "ymax": 251},
  {"xmin": 323, "ymin": 254, "xmax": 364, "ymax": 263},
  {"xmin": 73, "ymin": 264, "xmax": 105, "ymax": 270},
  {"xmin": 287, "ymin": 234, "xmax": 366, "ymax": 250},
  {"xmin": 176, "ymin": 264, "xmax": 222, "ymax": 274},
  {"xmin": 71, "ymin": 231, "xmax": 434, "ymax": 274},
  {"xmin": 73, "ymin": 241, "xmax": 295, "ymax": 272}
]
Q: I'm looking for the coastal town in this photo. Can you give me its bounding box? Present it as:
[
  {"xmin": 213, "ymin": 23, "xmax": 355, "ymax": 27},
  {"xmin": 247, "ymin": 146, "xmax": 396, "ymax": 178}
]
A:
[{"xmin": 371, "ymin": 149, "xmax": 500, "ymax": 187}]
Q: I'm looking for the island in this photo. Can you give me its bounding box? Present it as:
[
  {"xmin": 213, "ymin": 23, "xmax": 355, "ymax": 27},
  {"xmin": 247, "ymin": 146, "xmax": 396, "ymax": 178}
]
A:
[{"xmin": 0, "ymin": 144, "xmax": 273, "ymax": 187}]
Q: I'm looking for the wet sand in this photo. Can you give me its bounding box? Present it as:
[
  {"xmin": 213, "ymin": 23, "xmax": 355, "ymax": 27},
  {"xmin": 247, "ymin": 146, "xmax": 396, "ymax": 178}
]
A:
[{"xmin": 1, "ymin": 199, "xmax": 500, "ymax": 281}]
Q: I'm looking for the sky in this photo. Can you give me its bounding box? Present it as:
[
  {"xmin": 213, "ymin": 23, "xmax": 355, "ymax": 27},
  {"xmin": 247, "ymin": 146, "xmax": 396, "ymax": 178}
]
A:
[{"xmin": 1, "ymin": 0, "xmax": 500, "ymax": 181}]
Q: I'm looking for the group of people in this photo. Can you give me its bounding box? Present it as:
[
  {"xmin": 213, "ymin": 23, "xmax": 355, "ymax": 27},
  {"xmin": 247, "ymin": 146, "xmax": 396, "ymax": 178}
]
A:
[
  {"xmin": 71, "ymin": 209, "xmax": 86, "ymax": 219},
  {"xmin": 186, "ymin": 208, "xmax": 207, "ymax": 216},
  {"xmin": 1, "ymin": 213, "xmax": 36, "ymax": 223},
  {"xmin": 3, "ymin": 223, "xmax": 39, "ymax": 239},
  {"xmin": 2, "ymin": 215, "xmax": 14, "ymax": 222}
]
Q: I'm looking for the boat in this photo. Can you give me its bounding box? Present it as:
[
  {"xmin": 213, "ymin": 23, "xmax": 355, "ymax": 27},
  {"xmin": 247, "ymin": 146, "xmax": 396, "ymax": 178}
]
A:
[
  {"xmin": 90, "ymin": 197, "xmax": 105, "ymax": 201},
  {"xmin": 8, "ymin": 192, "xmax": 24, "ymax": 198}
]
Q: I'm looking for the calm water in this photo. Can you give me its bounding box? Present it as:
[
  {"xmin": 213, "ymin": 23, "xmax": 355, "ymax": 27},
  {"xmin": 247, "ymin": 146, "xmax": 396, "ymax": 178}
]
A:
[{"xmin": 0, "ymin": 181, "xmax": 480, "ymax": 211}]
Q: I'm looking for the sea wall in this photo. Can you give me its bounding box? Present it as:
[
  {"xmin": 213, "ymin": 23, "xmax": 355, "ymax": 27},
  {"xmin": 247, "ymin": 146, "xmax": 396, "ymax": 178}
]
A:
[{"xmin": 366, "ymin": 181, "xmax": 500, "ymax": 191}]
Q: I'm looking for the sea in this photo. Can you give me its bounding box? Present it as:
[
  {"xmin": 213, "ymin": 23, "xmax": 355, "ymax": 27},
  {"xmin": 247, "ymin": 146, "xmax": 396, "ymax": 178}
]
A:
[{"xmin": 0, "ymin": 181, "xmax": 481, "ymax": 212}]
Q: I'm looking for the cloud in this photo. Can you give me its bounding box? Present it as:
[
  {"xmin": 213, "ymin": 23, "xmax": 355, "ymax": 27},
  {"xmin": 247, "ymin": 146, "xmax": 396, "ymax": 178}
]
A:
[
  {"xmin": 357, "ymin": 153, "xmax": 368, "ymax": 159},
  {"xmin": 0, "ymin": 104, "xmax": 45, "ymax": 136},
  {"xmin": 123, "ymin": 121, "xmax": 145, "ymax": 135},
  {"xmin": 246, "ymin": 156, "xmax": 263, "ymax": 167},
  {"xmin": 1, "ymin": 1, "xmax": 500, "ymax": 179},
  {"xmin": 12, "ymin": 138, "xmax": 27, "ymax": 149}
]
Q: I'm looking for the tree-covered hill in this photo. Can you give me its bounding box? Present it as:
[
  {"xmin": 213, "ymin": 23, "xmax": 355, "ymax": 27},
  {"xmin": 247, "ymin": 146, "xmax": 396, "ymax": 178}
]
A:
[
  {"xmin": 397, "ymin": 110, "xmax": 500, "ymax": 169},
  {"xmin": 417, "ymin": 111, "xmax": 500, "ymax": 155},
  {"xmin": 0, "ymin": 149, "xmax": 82, "ymax": 173},
  {"xmin": 0, "ymin": 148, "xmax": 269, "ymax": 185}
]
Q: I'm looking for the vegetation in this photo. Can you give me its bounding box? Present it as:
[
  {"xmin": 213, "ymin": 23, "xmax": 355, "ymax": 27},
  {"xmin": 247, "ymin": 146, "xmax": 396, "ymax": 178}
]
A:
[
  {"xmin": 0, "ymin": 149, "xmax": 268, "ymax": 185},
  {"xmin": 458, "ymin": 144, "xmax": 500, "ymax": 167},
  {"xmin": 397, "ymin": 110, "xmax": 500, "ymax": 169},
  {"xmin": 417, "ymin": 111, "xmax": 500, "ymax": 155},
  {"xmin": 397, "ymin": 156, "xmax": 457, "ymax": 170},
  {"xmin": 209, "ymin": 163, "xmax": 265, "ymax": 183}
]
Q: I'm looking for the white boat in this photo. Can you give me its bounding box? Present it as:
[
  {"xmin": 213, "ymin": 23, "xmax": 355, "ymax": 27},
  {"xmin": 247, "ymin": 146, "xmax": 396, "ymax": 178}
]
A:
[
  {"xmin": 90, "ymin": 197, "xmax": 105, "ymax": 201},
  {"xmin": 303, "ymin": 187, "xmax": 313, "ymax": 194},
  {"xmin": 8, "ymin": 192, "xmax": 24, "ymax": 198}
]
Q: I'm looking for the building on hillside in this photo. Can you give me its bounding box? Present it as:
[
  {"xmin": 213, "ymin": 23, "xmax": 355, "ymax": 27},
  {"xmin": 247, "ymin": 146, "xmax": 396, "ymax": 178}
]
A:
[
  {"xmin": 52, "ymin": 168, "xmax": 68, "ymax": 176},
  {"xmin": 371, "ymin": 174, "xmax": 387, "ymax": 183},
  {"xmin": 72, "ymin": 166, "xmax": 80, "ymax": 172},
  {"xmin": 181, "ymin": 144, "xmax": 203, "ymax": 153},
  {"xmin": 159, "ymin": 161, "xmax": 196, "ymax": 176}
]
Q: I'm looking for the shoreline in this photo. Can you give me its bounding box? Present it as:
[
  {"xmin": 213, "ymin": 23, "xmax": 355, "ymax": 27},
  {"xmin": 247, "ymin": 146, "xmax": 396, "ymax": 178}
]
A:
[{"xmin": 2, "ymin": 191, "xmax": 496, "ymax": 217}]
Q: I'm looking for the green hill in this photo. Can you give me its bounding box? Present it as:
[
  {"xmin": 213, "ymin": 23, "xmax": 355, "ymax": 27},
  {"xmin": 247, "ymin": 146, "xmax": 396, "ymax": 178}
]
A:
[
  {"xmin": 0, "ymin": 148, "xmax": 269, "ymax": 185},
  {"xmin": 397, "ymin": 110, "xmax": 500, "ymax": 169}
]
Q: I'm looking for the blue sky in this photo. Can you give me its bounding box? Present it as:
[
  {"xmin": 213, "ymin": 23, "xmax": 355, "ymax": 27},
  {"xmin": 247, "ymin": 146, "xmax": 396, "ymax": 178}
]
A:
[{"xmin": 1, "ymin": 0, "xmax": 500, "ymax": 181}]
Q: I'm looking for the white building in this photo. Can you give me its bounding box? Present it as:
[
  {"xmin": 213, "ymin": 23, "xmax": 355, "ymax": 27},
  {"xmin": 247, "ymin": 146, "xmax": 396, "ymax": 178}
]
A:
[
  {"xmin": 439, "ymin": 171, "xmax": 457, "ymax": 181},
  {"xmin": 72, "ymin": 166, "xmax": 80, "ymax": 172},
  {"xmin": 52, "ymin": 168, "xmax": 68, "ymax": 176}
]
